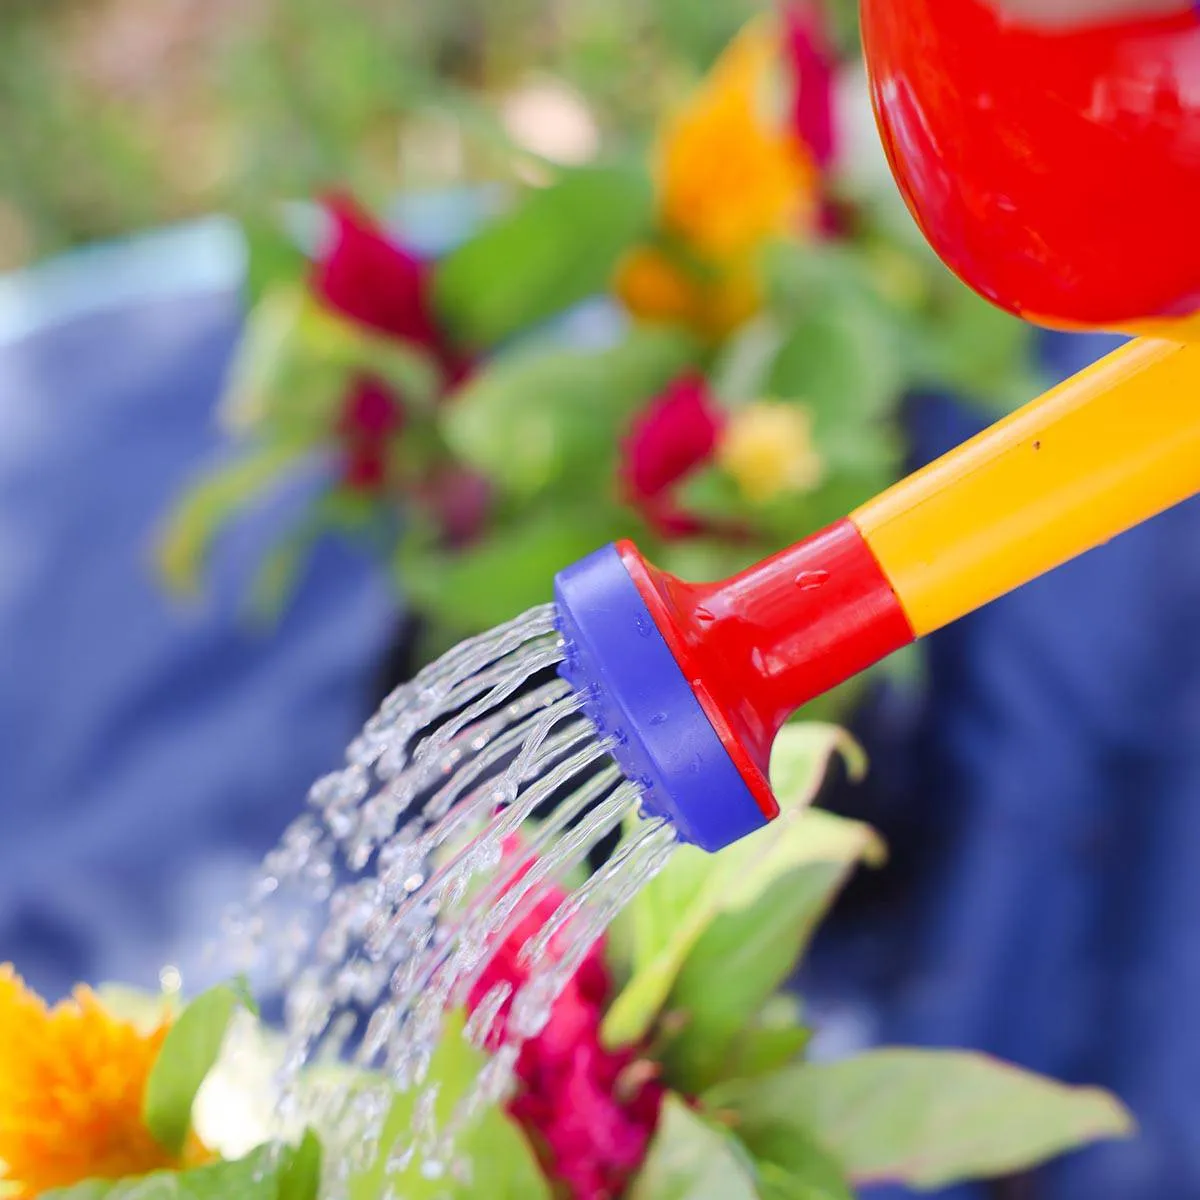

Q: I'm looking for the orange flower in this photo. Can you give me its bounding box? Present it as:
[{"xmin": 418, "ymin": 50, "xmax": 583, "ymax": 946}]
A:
[
  {"xmin": 615, "ymin": 16, "xmax": 821, "ymax": 341},
  {"xmin": 657, "ymin": 19, "xmax": 818, "ymax": 261},
  {"xmin": 0, "ymin": 966, "xmax": 211, "ymax": 1199},
  {"xmin": 613, "ymin": 244, "xmax": 762, "ymax": 341}
]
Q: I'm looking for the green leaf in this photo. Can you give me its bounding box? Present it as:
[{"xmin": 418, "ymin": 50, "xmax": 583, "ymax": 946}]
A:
[
  {"xmin": 662, "ymin": 861, "xmax": 852, "ymax": 1093},
  {"xmin": 602, "ymin": 725, "xmax": 879, "ymax": 1048},
  {"xmin": 628, "ymin": 1095, "xmax": 759, "ymax": 1200},
  {"xmin": 770, "ymin": 723, "xmax": 868, "ymax": 802},
  {"xmin": 349, "ymin": 1012, "xmax": 549, "ymax": 1200},
  {"xmin": 753, "ymin": 1142, "xmax": 852, "ymax": 1200},
  {"xmin": 220, "ymin": 285, "xmax": 441, "ymax": 443},
  {"xmin": 157, "ymin": 444, "xmax": 307, "ymax": 598},
  {"xmin": 706, "ymin": 1050, "xmax": 1135, "ymax": 1191},
  {"xmin": 277, "ymin": 1129, "xmax": 322, "ymax": 1200},
  {"xmin": 247, "ymin": 522, "xmax": 326, "ymax": 625},
  {"xmin": 767, "ymin": 241, "xmax": 895, "ymax": 315},
  {"xmin": 434, "ymin": 166, "xmax": 654, "ymax": 348},
  {"xmin": 755, "ymin": 1163, "xmax": 826, "ymax": 1200},
  {"xmin": 240, "ymin": 206, "xmax": 308, "ymax": 311},
  {"xmin": 217, "ymin": 285, "xmax": 324, "ymax": 439},
  {"xmin": 767, "ymin": 305, "xmax": 902, "ymax": 431},
  {"xmin": 143, "ymin": 982, "xmax": 253, "ymax": 1155},
  {"xmin": 765, "ymin": 242, "xmax": 907, "ymax": 421},
  {"xmin": 709, "ymin": 316, "xmax": 788, "ymax": 403},
  {"xmin": 225, "ymin": 974, "xmax": 261, "ymax": 1017},
  {"xmin": 244, "ymin": 492, "xmax": 383, "ymax": 626},
  {"xmin": 441, "ymin": 326, "xmax": 700, "ymax": 499},
  {"xmin": 649, "ymin": 0, "xmax": 766, "ymax": 64},
  {"xmin": 721, "ymin": 996, "xmax": 812, "ymax": 1081},
  {"xmin": 399, "ymin": 506, "xmax": 619, "ymax": 635},
  {"xmin": 909, "ymin": 278, "xmax": 1041, "ymax": 413},
  {"xmin": 44, "ymin": 1143, "xmax": 305, "ymax": 1200},
  {"xmin": 721, "ymin": 1108, "xmax": 852, "ymax": 1200}
]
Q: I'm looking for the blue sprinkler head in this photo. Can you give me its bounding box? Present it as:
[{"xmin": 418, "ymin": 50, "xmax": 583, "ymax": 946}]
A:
[{"xmin": 553, "ymin": 543, "xmax": 769, "ymax": 853}]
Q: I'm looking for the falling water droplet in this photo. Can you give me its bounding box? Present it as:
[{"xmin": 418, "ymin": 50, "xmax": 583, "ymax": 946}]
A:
[
  {"xmin": 795, "ymin": 569, "xmax": 829, "ymax": 591},
  {"xmin": 221, "ymin": 600, "xmax": 685, "ymax": 1185}
]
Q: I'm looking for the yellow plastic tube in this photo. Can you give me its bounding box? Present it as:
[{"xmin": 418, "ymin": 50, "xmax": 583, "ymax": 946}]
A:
[{"xmin": 851, "ymin": 337, "xmax": 1200, "ymax": 638}]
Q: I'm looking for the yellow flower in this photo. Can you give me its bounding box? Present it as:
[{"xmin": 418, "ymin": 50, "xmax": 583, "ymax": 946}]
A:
[
  {"xmin": 718, "ymin": 402, "xmax": 824, "ymax": 503},
  {"xmin": 656, "ymin": 19, "xmax": 817, "ymax": 261},
  {"xmin": 613, "ymin": 243, "xmax": 762, "ymax": 341},
  {"xmin": 0, "ymin": 966, "xmax": 212, "ymax": 1199}
]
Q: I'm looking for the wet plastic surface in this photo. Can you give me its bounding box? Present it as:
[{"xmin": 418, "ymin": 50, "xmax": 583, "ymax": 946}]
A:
[
  {"xmin": 554, "ymin": 543, "xmax": 768, "ymax": 853},
  {"xmin": 861, "ymin": 0, "xmax": 1200, "ymax": 337}
]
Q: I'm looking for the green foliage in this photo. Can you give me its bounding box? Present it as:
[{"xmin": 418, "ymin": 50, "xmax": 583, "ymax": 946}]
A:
[
  {"xmin": 278, "ymin": 1131, "xmax": 323, "ymax": 1200},
  {"xmin": 348, "ymin": 1012, "xmax": 549, "ymax": 1200},
  {"xmin": 768, "ymin": 305, "xmax": 901, "ymax": 428},
  {"xmin": 434, "ymin": 166, "xmax": 655, "ymax": 348},
  {"xmin": 248, "ymin": 490, "xmax": 385, "ymax": 624},
  {"xmin": 629, "ymin": 1097, "xmax": 761, "ymax": 1200},
  {"xmin": 143, "ymin": 982, "xmax": 254, "ymax": 1154},
  {"xmin": 602, "ymin": 725, "xmax": 877, "ymax": 1048},
  {"xmin": 37, "ymin": 731, "xmax": 1133, "ymax": 1200},
  {"xmin": 743, "ymin": 1128, "xmax": 853, "ymax": 1200},
  {"xmin": 223, "ymin": 285, "xmax": 442, "ymax": 443},
  {"xmin": 156, "ymin": 443, "xmax": 308, "ymax": 599},
  {"xmin": 661, "ymin": 862, "xmax": 849, "ymax": 1094},
  {"xmin": 631, "ymin": 1096, "xmax": 853, "ymax": 1200},
  {"xmin": 913, "ymin": 282, "xmax": 1045, "ymax": 413},
  {"xmin": 398, "ymin": 506, "xmax": 620, "ymax": 635},
  {"xmin": 442, "ymin": 325, "xmax": 700, "ymax": 498},
  {"xmin": 707, "ymin": 1051, "xmax": 1134, "ymax": 1191},
  {"xmin": 242, "ymin": 209, "xmax": 310, "ymax": 311},
  {"xmin": 43, "ymin": 1142, "xmax": 319, "ymax": 1200},
  {"xmin": 719, "ymin": 995, "xmax": 812, "ymax": 1082},
  {"xmin": 765, "ymin": 241, "xmax": 909, "ymax": 426},
  {"xmin": 639, "ymin": 0, "xmax": 769, "ymax": 67}
]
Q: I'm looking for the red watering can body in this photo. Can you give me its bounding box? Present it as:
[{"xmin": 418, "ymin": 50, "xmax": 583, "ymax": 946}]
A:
[{"xmin": 859, "ymin": 0, "xmax": 1200, "ymax": 339}]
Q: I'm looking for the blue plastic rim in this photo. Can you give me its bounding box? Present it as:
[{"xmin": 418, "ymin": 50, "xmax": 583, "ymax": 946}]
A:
[{"xmin": 553, "ymin": 544, "xmax": 768, "ymax": 853}]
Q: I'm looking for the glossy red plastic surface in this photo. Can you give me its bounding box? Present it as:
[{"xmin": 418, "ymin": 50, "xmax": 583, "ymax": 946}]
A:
[
  {"xmin": 860, "ymin": 0, "xmax": 1200, "ymax": 335},
  {"xmin": 620, "ymin": 519, "xmax": 914, "ymax": 817}
]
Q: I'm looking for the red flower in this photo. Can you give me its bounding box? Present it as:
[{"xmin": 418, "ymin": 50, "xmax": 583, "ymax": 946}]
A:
[
  {"xmin": 467, "ymin": 878, "xmax": 664, "ymax": 1200},
  {"xmin": 418, "ymin": 466, "xmax": 493, "ymax": 549},
  {"xmin": 618, "ymin": 374, "xmax": 728, "ymax": 540},
  {"xmin": 337, "ymin": 378, "xmax": 404, "ymax": 494},
  {"xmin": 310, "ymin": 192, "xmax": 470, "ymax": 387},
  {"xmin": 782, "ymin": 1, "xmax": 837, "ymax": 173},
  {"xmin": 310, "ymin": 193, "xmax": 483, "ymax": 516},
  {"xmin": 338, "ymin": 378, "xmax": 405, "ymax": 440},
  {"xmin": 343, "ymin": 440, "xmax": 389, "ymax": 494},
  {"xmin": 312, "ymin": 194, "xmax": 436, "ymax": 350}
]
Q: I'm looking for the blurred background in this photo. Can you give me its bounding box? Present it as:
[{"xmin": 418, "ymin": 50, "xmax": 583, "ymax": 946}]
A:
[
  {"xmin": 2, "ymin": 2, "xmax": 1197, "ymax": 1198},
  {"xmin": 2, "ymin": 0, "xmax": 857, "ymax": 269}
]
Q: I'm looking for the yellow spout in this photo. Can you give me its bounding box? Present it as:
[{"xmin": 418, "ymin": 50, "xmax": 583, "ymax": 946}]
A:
[{"xmin": 851, "ymin": 337, "xmax": 1200, "ymax": 637}]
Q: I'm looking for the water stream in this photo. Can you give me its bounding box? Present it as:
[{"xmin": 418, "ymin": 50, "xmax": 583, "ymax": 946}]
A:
[{"xmin": 220, "ymin": 604, "xmax": 677, "ymax": 1194}]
